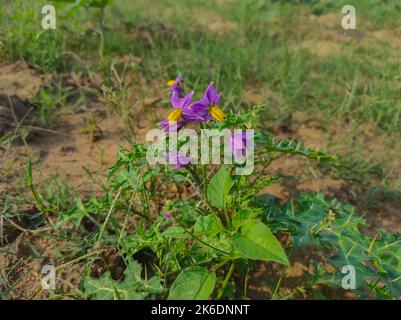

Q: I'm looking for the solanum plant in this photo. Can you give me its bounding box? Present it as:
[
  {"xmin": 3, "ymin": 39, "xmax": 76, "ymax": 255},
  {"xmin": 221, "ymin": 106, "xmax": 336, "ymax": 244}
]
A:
[
  {"xmin": 82, "ymin": 75, "xmax": 328, "ymax": 299},
  {"xmin": 76, "ymin": 75, "xmax": 401, "ymax": 300}
]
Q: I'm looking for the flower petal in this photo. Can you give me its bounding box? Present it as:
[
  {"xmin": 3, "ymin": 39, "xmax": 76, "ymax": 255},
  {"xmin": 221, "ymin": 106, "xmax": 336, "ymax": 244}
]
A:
[
  {"xmin": 182, "ymin": 109, "xmax": 205, "ymax": 122},
  {"xmin": 159, "ymin": 117, "xmax": 185, "ymax": 133},
  {"xmin": 171, "ymin": 92, "xmax": 181, "ymax": 108},
  {"xmin": 205, "ymin": 83, "xmax": 221, "ymax": 105},
  {"xmin": 180, "ymin": 91, "xmax": 194, "ymax": 109}
]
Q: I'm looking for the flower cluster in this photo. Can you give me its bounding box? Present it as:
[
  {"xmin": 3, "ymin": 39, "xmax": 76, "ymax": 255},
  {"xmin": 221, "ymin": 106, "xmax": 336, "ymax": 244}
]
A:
[
  {"xmin": 160, "ymin": 75, "xmax": 226, "ymax": 133},
  {"xmin": 160, "ymin": 75, "xmax": 252, "ymax": 170}
]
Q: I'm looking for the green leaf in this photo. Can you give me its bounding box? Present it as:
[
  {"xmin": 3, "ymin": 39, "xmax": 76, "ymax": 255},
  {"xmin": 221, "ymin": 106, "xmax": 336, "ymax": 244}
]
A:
[
  {"xmin": 207, "ymin": 166, "xmax": 234, "ymax": 208},
  {"xmin": 232, "ymin": 219, "xmax": 288, "ymax": 265},
  {"xmin": 232, "ymin": 208, "xmax": 262, "ymax": 230},
  {"xmin": 194, "ymin": 214, "xmax": 223, "ymax": 237},
  {"xmin": 83, "ymin": 259, "xmax": 162, "ymax": 300},
  {"xmin": 162, "ymin": 226, "xmax": 190, "ymax": 239},
  {"xmin": 168, "ymin": 266, "xmax": 216, "ymax": 300}
]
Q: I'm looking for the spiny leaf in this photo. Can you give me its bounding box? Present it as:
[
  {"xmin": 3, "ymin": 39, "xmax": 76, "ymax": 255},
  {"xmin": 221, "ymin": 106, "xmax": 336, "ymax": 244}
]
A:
[
  {"xmin": 83, "ymin": 259, "xmax": 162, "ymax": 300},
  {"xmin": 270, "ymin": 193, "xmax": 401, "ymax": 298},
  {"xmin": 258, "ymin": 133, "xmax": 338, "ymax": 163}
]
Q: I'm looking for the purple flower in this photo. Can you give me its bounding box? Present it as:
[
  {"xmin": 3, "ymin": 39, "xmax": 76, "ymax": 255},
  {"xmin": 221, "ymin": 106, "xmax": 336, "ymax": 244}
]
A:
[
  {"xmin": 167, "ymin": 74, "xmax": 183, "ymax": 98},
  {"xmin": 190, "ymin": 83, "xmax": 226, "ymax": 122},
  {"xmin": 159, "ymin": 116, "xmax": 186, "ymax": 133},
  {"xmin": 164, "ymin": 213, "xmax": 172, "ymax": 219},
  {"xmin": 166, "ymin": 151, "xmax": 193, "ymax": 169},
  {"xmin": 160, "ymin": 91, "xmax": 204, "ymax": 132},
  {"xmin": 228, "ymin": 132, "xmax": 253, "ymax": 162}
]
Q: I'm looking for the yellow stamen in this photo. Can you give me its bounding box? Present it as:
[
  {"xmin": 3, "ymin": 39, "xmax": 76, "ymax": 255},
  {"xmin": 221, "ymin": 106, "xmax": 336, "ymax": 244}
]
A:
[
  {"xmin": 209, "ymin": 106, "xmax": 226, "ymax": 122},
  {"xmin": 167, "ymin": 80, "xmax": 176, "ymax": 87},
  {"xmin": 167, "ymin": 108, "xmax": 183, "ymax": 123}
]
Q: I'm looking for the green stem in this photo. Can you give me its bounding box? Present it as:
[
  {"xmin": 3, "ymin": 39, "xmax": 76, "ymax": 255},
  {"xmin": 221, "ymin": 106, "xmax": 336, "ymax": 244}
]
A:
[
  {"xmin": 186, "ymin": 166, "xmax": 210, "ymax": 207},
  {"xmin": 223, "ymin": 208, "xmax": 230, "ymax": 227},
  {"xmin": 26, "ymin": 158, "xmax": 45, "ymax": 213},
  {"xmin": 216, "ymin": 261, "xmax": 235, "ymax": 299},
  {"xmin": 96, "ymin": 187, "xmax": 122, "ymax": 244},
  {"xmin": 141, "ymin": 183, "xmax": 152, "ymax": 224},
  {"xmin": 201, "ymin": 165, "xmax": 208, "ymax": 196},
  {"xmin": 272, "ymin": 245, "xmax": 294, "ymax": 299},
  {"xmin": 243, "ymin": 262, "xmax": 249, "ymax": 300}
]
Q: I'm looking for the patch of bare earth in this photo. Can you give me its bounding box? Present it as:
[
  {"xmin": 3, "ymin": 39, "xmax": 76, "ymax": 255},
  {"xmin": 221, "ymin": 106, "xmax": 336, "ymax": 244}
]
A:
[
  {"xmin": 0, "ymin": 62, "xmax": 47, "ymax": 100},
  {"xmin": 0, "ymin": 234, "xmax": 85, "ymax": 299},
  {"xmin": 0, "ymin": 62, "xmax": 46, "ymax": 133},
  {"xmin": 136, "ymin": 2, "xmax": 237, "ymax": 36},
  {"xmin": 371, "ymin": 27, "xmax": 401, "ymax": 50},
  {"xmin": 31, "ymin": 105, "xmax": 128, "ymax": 194},
  {"xmin": 194, "ymin": 10, "xmax": 237, "ymax": 35},
  {"xmin": 292, "ymin": 13, "xmax": 401, "ymax": 59},
  {"xmin": 289, "ymin": 13, "xmax": 351, "ymax": 57}
]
